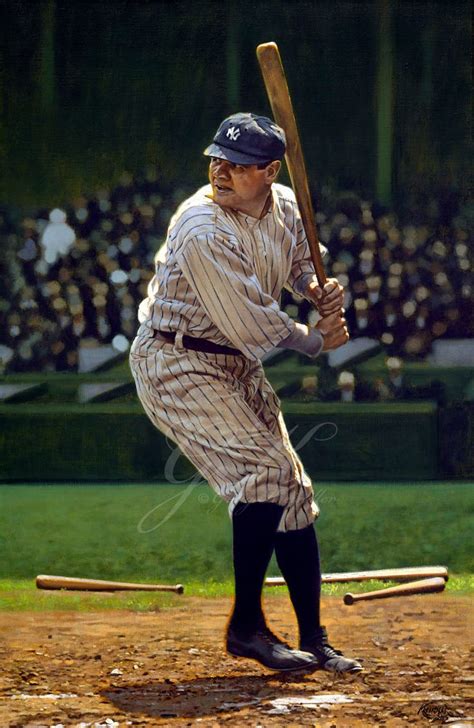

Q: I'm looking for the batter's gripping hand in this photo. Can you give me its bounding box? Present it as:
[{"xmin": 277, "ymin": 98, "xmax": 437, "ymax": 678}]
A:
[
  {"xmin": 316, "ymin": 311, "xmax": 350, "ymax": 352},
  {"xmin": 306, "ymin": 278, "xmax": 345, "ymax": 317}
]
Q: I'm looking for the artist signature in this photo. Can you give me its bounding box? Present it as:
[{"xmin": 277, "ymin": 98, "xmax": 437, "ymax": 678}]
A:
[{"xmin": 418, "ymin": 701, "xmax": 465, "ymax": 723}]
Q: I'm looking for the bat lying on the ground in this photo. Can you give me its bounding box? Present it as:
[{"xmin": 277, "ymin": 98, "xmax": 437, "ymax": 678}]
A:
[
  {"xmin": 343, "ymin": 576, "xmax": 446, "ymax": 605},
  {"xmin": 36, "ymin": 575, "xmax": 184, "ymax": 593},
  {"xmin": 265, "ymin": 565, "xmax": 448, "ymax": 587},
  {"xmin": 37, "ymin": 566, "xmax": 448, "ymax": 595}
]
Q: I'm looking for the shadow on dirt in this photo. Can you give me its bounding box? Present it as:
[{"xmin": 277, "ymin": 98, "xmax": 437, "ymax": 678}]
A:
[{"xmin": 102, "ymin": 671, "xmax": 339, "ymax": 718}]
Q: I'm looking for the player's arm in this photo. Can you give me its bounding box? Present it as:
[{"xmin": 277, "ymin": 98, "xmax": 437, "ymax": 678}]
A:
[
  {"xmin": 287, "ymin": 207, "xmax": 344, "ymax": 316},
  {"xmin": 177, "ymin": 233, "xmax": 346, "ymax": 360},
  {"xmin": 285, "ymin": 212, "xmax": 327, "ymax": 297},
  {"xmin": 280, "ymin": 311, "xmax": 349, "ymax": 356},
  {"xmin": 177, "ymin": 232, "xmax": 297, "ymax": 360}
]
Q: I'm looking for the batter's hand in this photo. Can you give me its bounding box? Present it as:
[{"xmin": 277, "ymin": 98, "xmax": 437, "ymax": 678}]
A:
[
  {"xmin": 316, "ymin": 311, "xmax": 350, "ymax": 351},
  {"xmin": 306, "ymin": 278, "xmax": 345, "ymax": 316}
]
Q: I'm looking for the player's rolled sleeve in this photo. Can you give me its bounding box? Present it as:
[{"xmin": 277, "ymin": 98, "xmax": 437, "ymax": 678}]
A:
[{"xmin": 177, "ymin": 233, "xmax": 295, "ymax": 359}]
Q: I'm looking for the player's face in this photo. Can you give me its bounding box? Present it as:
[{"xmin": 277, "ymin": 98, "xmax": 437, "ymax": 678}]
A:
[{"xmin": 208, "ymin": 158, "xmax": 280, "ymax": 218}]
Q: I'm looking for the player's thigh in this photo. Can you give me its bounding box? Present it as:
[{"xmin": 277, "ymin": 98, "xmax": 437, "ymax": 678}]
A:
[
  {"xmin": 250, "ymin": 367, "xmax": 305, "ymax": 472},
  {"xmin": 131, "ymin": 345, "xmax": 294, "ymax": 477}
]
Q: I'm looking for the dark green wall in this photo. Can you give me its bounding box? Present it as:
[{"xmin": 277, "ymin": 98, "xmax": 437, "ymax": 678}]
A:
[
  {"xmin": 0, "ymin": 0, "xmax": 471, "ymax": 209},
  {"xmin": 0, "ymin": 401, "xmax": 441, "ymax": 481}
]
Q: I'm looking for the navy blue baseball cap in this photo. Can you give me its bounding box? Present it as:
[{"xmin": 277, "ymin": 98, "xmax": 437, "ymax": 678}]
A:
[{"xmin": 203, "ymin": 112, "xmax": 286, "ymax": 165}]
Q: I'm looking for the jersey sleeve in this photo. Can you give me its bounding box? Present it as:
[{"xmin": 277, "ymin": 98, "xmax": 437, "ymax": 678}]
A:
[
  {"xmin": 286, "ymin": 208, "xmax": 328, "ymax": 297},
  {"xmin": 176, "ymin": 232, "xmax": 296, "ymax": 360}
]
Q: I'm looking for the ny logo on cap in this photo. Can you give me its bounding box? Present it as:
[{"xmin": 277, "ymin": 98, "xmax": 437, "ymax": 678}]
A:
[{"xmin": 226, "ymin": 126, "xmax": 241, "ymax": 141}]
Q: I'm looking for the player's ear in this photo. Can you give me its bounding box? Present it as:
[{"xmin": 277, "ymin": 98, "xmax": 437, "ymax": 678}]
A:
[{"xmin": 265, "ymin": 160, "xmax": 281, "ymax": 183}]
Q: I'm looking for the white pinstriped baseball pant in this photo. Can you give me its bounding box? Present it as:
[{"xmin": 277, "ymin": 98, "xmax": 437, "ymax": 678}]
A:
[{"xmin": 129, "ymin": 326, "xmax": 319, "ymax": 532}]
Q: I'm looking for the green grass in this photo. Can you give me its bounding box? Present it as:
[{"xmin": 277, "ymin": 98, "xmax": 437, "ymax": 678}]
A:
[
  {"xmin": 0, "ymin": 482, "xmax": 472, "ymax": 612},
  {"xmin": 0, "ymin": 575, "xmax": 472, "ymax": 612}
]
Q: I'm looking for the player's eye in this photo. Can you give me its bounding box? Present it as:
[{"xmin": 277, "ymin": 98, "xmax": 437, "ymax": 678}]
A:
[
  {"xmin": 210, "ymin": 158, "xmax": 249, "ymax": 174},
  {"xmin": 231, "ymin": 164, "xmax": 249, "ymax": 174}
]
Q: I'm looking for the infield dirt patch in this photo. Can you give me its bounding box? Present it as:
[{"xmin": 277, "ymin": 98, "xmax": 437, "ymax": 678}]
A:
[{"xmin": 0, "ymin": 594, "xmax": 472, "ymax": 727}]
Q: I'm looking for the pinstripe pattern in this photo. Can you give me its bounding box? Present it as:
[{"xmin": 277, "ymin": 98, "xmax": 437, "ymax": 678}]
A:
[
  {"xmin": 130, "ymin": 182, "xmax": 321, "ymax": 531},
  {"xmin": 138, "ymin": 183, "xmax": 318, "ymax": 360},
  {"xmin": 130, "ymin": 332, "xmax": 318, "ymax": 531}
]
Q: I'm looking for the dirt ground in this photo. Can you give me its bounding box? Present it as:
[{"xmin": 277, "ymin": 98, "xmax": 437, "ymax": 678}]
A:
[{"xmin": 0, "ymin": 593, "xmax": 472, "ymax": 728}]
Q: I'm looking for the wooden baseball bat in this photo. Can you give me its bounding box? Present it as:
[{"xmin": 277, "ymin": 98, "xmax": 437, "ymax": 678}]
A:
[
  {"xmin": 344, "ymin": 577, "xmax": 446, "ymax": 605},
  {"xmin": 36, "ymin": 575, "xmax": 184, "ymax": 593},
  {"xmin": 265, "ymin": 565, "xmax": 448, "ymax": 587},
  {"xmin": 257, "ymin": 41, "xmax": 326, "ymax": 286}
]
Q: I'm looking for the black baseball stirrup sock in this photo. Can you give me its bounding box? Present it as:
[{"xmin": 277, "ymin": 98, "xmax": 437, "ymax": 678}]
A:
[
  {"xmin": 274, "ymin": 524, "xmax": 322, "ymax": 643},
  {"xmin": 230, "ymin": 502, "xmax": 284, "ymax": 636}
]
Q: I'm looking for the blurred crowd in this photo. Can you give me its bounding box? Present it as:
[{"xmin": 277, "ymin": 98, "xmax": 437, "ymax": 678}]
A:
[
  {"xmin": 286, "ymin": 188, "xmax": 472, "ymax": 358},
  {"xmin": 0, "ymin": 168, "xmax": 192, "ymax": 372},
  {"xmin": 282, "ymin": 356, "xmax": 446, "ymax": 404},
  {"xmin": 0, "ymin": 167, "xmax": 472, "ymax": 373}
]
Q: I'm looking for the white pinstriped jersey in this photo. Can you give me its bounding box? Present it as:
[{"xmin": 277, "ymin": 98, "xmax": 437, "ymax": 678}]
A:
[
  {"xmin": 138, "ymin": 183, "xmax": 319, "ymax": 360},
  {"xmin": 130, "ymin": 335, "xmax": 319, "ymax": 530},
  {"xmin": 131, "ymin": 181, "xmax": 322, "ymax": 530}
]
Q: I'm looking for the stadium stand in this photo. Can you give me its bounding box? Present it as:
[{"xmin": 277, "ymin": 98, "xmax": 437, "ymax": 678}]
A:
[{"xmin": 0, "ymin": 169, "xmax": 472, "ymax": 375}]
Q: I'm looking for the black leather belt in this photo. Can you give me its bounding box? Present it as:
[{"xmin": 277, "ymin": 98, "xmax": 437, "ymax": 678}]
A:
[{"xmin": 156, "ymin": 330, "xmax": 242, "ymax": 356}]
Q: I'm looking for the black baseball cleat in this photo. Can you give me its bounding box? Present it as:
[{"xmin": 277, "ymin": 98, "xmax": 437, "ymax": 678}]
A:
[
  {"xmin": 226, "ymin": 625, "xmax": 320, "ymax": 672},
  {"xmin": 300, "ymin": 626, "xmax": 363, "ymax": 674}
]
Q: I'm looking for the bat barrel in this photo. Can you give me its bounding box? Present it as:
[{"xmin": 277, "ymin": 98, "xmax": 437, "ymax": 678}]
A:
[
  {"xmin": 256, "ymin": 41, "xmax": 327, "ymax": 286},
  {"xmin": 36, "ymin": 575, "xmax": 184, "ymax": 594},
  {"xmin": 344, "ymin": 577, "xmax": 446, "ymax": 605},
  {"xmin": 265, "ymin": 566, "xmax": 448, "ymax": 587}
]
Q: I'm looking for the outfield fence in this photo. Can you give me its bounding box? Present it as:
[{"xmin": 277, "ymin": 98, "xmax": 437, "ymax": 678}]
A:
[{"xmin": 1, "ymin": 400, "xmax": 473, "ymax": 482}]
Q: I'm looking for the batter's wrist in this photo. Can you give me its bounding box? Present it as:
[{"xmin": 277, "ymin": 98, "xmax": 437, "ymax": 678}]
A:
[
  {"xmin": 279, "ymin": 322, "xmax": 324, "ymax": 358},
  {"xmin": 295, "ymin": 273, "xmax": 317, "ymax": 296}
]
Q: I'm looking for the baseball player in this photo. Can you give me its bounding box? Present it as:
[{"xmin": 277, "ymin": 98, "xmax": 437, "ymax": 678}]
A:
[{"xmin": 130, "ymin": 113, "xmax": 362, "ymax": 674}]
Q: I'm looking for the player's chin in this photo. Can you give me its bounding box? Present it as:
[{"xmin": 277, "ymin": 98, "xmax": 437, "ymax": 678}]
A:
[{"xmin": 212, "ymin": 188, "xmax": 236, "ymax": 205}]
